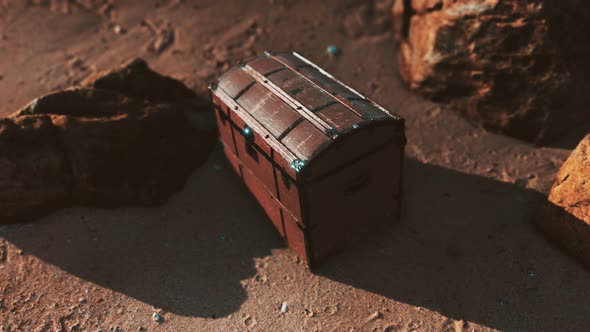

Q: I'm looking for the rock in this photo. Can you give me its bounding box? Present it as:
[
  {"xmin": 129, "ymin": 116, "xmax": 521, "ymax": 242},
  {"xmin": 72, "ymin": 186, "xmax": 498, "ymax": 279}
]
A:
[
  {"xmin": 113, "ymin": 25, "xmax": 126, "ymax": 35},
  {"xmin": 0, "ymin": 60, "xmax": 216, "ymax": 223},
  {"xmin": 535, "ymin": 134, "xmax": 590, "ymax": 268},
  {"xmin": 280, "ymin": 302, "xmax": 289, "ymax": 313},
  {"xmin": 0, "ymin": 115, "xmax": 71, "ymax": 223},
  {"xmin": 18, "ymin": 89, "xmax": 210, "ymax": 206},
  {"xmin": 392, "ymin": 0, "xmax": 590, "ymax": 143},
  {"xmin": 367, "ymin": 311, "xmax": 383, "ymax": 322},
  {"xmin": 82, "ymin": 58, "xmax": 197, "ymax": 106},
  {"xmin": 326, "ymin": 45, "xmax": 342, "ymax": 56},
  {"xmin": 152, "ymin": 312, "xmax": 164, "ymax": 323}
]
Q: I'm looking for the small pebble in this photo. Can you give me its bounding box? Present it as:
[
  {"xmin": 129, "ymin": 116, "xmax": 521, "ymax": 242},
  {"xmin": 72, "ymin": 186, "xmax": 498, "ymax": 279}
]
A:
[
  {"xmin": 152, "ymin": 312, "xmax": 164, "ymax": 323},
  {"xmin": 79, "ymin": 297, "xmax": 87, "ymax": 303},
  {"xmin": 69, "ymin": 57, "xmax": 87, "ymax": 70},
  {"xmin": 367, "ymin": 311, "xmax": 383, "ymax": 321},
  {"xmin": 326, "ymin": 45, "xmax": 341, "ymax": 56},
  {"xmin": 280, "ymin": 302, "xmax": 289, "ymax": 313},
  {"xmin": 113, "ymin": 25, "xmax": 126, "ymax": 35}
]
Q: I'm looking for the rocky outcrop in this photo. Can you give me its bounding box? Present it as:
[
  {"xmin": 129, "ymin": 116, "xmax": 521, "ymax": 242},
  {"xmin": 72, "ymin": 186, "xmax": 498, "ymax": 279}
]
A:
[
  {"xmin": 0, "ymin": 60, "xmax": 216, "ymax": 223},
  {"xmin": 392, "ymin": 0, "xmax": 590, "ymax": 143},
  {"xmin": 82, "ymin": 58, "xmax": 196, "ymax": 106},
  {"xmin": 535, "ymin": 134, "xmax": 590, "ymax": 268},
  {"xmin": 0, "ymin": 115, "xmax": 72, "ymax": 222}
]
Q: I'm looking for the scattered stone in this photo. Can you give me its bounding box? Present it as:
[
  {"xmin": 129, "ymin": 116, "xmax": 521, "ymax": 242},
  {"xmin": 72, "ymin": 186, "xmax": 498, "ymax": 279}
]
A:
[
  {"xmin": 254, "ymin": 274, "xmax": 268, "ymax": 283},
  {"xmin": 324, "ymin": 305, "xmax": 338, "ymax": 315},
  {"xmin": 150, "ymin": 28, "xmax": 175, "ymax": 54},
  {"xmin": 69, "ymin": 57, "xmax": 87, "ymax": 71},
  {"xmin": 392, "ymin": 0, "xmax": 590, "ymax": 143},
  {"xmin": 367, "ymin": 311, "xmax": 383, "ymax": 322},
  {"xmin": 326, "ymin": 45, "xmax": 341, "ymax": 56},
  {"xmin": 280, "ymin": 302, "xmax": 289, "ymax": 313},
  {"xmin": 142, "ymin": 19, "xmax": 175, "ymax": 54},
  {"xmin": 535, "ymin": 134, "xmax": 590, "ymax": 268},
  {"xmin": 113, "ymin": 25, "xmax": 126, "ymax": 35},
  {"xmin": 152, "ymin": 312, "xmax": 164, "ymax": 323},
  {"xmin": 79, "ymin": 297, "xmax": 87, "ymax": 303},
  {"xmin": 243, "ymin": 315, "xmax": 256, "ymax": 327},
  {"xmin": 304, "ymin": 308, "xmax": 315, "ymax": 317}
]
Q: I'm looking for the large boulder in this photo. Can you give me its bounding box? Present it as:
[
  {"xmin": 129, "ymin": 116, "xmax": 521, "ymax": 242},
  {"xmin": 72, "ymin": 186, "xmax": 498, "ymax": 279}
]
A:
[
  {"xmin": 82, "ymin": 58, "xmax": 197, "ymax": 106},
  {"xmin": 392, "ymin": 0, "xmax": 590, "ymax": 143},
  {"xmin": 0, "ymin": 60, "xmax": 216, "ymax": 223},
  {"xmin": 535, "ymin": 134, "xmax": 590, "ymax": 268},
  {"xmin": 0, "ymin": 115, "xmax": 71, "ymax": 222}
]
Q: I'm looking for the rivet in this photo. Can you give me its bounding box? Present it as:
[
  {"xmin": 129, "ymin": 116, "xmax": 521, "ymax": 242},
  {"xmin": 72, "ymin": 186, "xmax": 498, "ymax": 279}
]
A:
[
  {"xmin": 290, "ymin": 159, "xmax": 306, "ymax": 172},
  {"xmin": 243, "ymin": 126, "xmax": 253, "ymax": 140}
]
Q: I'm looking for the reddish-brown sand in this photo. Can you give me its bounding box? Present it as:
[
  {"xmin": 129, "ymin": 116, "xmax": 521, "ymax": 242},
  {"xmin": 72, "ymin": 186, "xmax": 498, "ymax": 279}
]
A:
[{"xmin": 1, "ymin": 1, "xmax": 589, "ymax": 331}]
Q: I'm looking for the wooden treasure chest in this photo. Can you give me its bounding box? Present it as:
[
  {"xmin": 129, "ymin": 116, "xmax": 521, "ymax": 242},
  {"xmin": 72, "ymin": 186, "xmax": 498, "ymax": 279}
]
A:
[{"xmin": 209, "ymin": 51, "xmax": 406, "ymax": 268}]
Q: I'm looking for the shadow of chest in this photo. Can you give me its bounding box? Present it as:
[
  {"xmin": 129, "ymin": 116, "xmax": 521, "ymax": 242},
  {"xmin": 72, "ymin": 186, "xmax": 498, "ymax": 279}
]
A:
[{"xmin": 210, "ymin": 52, "xmax": 406, "ymax": 268}]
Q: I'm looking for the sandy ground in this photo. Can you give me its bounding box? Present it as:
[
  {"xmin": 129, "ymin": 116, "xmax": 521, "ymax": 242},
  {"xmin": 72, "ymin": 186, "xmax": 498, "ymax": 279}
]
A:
[{"xmin": 1, "ymin": 0, "xmax": 590, "ymax": 331}]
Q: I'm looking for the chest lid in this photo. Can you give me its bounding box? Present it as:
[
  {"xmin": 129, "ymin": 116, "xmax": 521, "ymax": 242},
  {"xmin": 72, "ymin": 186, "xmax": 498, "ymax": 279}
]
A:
[{"xmin": 210, "ymin": 51, "xmax": 405, "ymax": 179}]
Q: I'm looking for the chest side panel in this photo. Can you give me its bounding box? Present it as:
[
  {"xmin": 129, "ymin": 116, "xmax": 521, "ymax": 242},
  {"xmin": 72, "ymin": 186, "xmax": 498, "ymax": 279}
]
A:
[
  {"xmin": 309, "ymin": 123, "xmax": 405, "ymax": 180},
  {"xmin": 222, "ymin": 143, "xmax": 311, "ymax": 265},
  {"xmin": 212, "ymin": 95, "xmax": 237, "ymax": 155},
  {"xmin": 212, "ymin": 82, "xmax": 305, "ymax": 222},
  {"xmin": 306, "ymin": 142, "xmax": 404, "ymax": 264}
]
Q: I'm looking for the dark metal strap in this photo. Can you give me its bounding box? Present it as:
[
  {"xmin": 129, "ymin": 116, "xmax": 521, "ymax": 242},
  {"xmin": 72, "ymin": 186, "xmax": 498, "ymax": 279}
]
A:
[
  {"xmin": 233, "ymin": 80, "xmax": 256, "ymax": 101},
  {"xmin": 240, "ymin": 64, "xmax": 335, "ymax": 137},
  {"xmin": 267, "ymin": 53, "xmax": 368, "ymax": 120}
]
